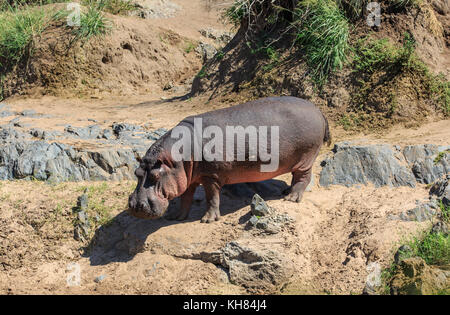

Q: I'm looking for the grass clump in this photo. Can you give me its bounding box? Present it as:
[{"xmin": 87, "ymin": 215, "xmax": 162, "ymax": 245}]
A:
[
  {"xmin": 0, "ymin": 6, "xmax": 51, "ymax": 70},
  {"xmin": 71, "ymin": 4, "xmax": 111, "ymax": 41},
  {"xmin": 390, "ymin": 0, "xmax": 423, "ymax": 9},
  {"xmin": 335, "ymin": 0, "xmax": 368, "ymax": 21},
  {"xmin": 223, "ymin": 0, "xmax": 350, "ymax": 86},
  {"xmin": 81, "ymin": 0, "xmax": 135, "ymax": 15},
  {"xmin": 223, "ymin": 0, "xmax": 249, "ymax": 27},
  {"xmin": 294, "ymin": 0, "xmax": 350, "ymax": 86},
  {"xmin": 439, "ymin": 201, "xmax": 449, "ymax": 223},
  {"xmin": 0, "ymin": 0, "xmax": 70, "ymax": 11},
  {"xmin": 352, "ymin": 34, "xmax": 450, "ymax": 116},
  {"xmin": 353, "ymin": 34, "xmax": 417, "ymax": 75},
  {"xmin": 76, "ymin": 183, "xmax": 114, "ymax": 227},
  {"xmin": 405, "ymin": 231, "xmax": 449, "ymax": 266},
  {"xmin": 434, "ymin": 150, "xmax": 449, "ymax": 165},
  {"xmin": 381, "ymin": 200, "xmax": 449, "ymax": 293}
]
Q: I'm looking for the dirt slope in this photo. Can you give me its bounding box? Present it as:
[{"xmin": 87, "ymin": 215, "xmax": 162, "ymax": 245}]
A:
[{"xmin": 1, "ymin": 0, "xmax": 233, "ymax": 99}]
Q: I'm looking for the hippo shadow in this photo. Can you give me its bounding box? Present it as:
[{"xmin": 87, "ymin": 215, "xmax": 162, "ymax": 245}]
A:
[{"xmin": 84, "ymin": 179, "xmax": 289, "ymax": 266}]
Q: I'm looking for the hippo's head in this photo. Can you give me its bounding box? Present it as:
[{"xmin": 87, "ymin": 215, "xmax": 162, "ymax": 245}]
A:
[{"xmin": 128, "ymin": 146, "xmax": 188, "ymax": 219}]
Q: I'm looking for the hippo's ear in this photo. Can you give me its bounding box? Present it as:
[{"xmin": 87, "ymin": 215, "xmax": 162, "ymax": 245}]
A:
[{"xmin": 135, "ymin": 155, "xmax": 142, "ymax": 163}]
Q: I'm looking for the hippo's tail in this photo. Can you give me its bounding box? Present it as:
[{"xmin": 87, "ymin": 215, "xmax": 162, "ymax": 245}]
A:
[{"xmin": 322, "ymin": 112, "xmax": 332, "ymax": 146}]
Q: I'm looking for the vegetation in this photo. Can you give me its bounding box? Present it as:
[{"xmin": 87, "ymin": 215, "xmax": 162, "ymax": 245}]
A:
[
  {"xmin": 405, "ymin": 231, "xmax": 449, "ymax": 265},
  {"xmin": 81, "ymin": 0, "xmax": 136, "ymax": 15},
  {"xmin": 390, "ymin": 0, "xmax": 423, "ymax": 9},
  {"xmin": 434, "ymin": 150, "xmax": 450, "ymax": 164},
  {"xmin": 0, "ymin": 0, "xmax": 70, "ymax": 11},
  {"xmin": 0, "ymin": 1, "xmax": 112, "ymax": 70},
  {"xmin": 381, "ymin": 201, "xmax": 449, "ymax": 293},
  {"xmin": 77, "ymin": 183, "xmax": 115, "ymax": 228},
  {"xmin": 351, "ymin": 34, "xmax": 449, "ymax": 116},
  {"xmin": 295, "ymin": 0, "xmax": 349, "ymax": 85},
  {"xmin": 0, "ymin": 6, "xmax": 52, "ymax": 70},
  {"xmin": 71, "ymin": 4, "xmax": 111, "ymax": 41}
]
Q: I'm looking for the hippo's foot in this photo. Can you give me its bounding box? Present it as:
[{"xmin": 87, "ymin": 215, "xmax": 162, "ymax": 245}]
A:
[
  {"xmin": 200, "ymin": 208, "xmax": 221, "ymax": 223},
  {"xmin": 284, "ymin": 191, "xmax": 303, "ymax": 203}
]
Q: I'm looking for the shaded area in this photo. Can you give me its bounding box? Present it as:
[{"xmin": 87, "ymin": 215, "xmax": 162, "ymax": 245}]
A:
[{"xmin": 85, "ymin": 179, "xmax": 289, "ymax": 266}]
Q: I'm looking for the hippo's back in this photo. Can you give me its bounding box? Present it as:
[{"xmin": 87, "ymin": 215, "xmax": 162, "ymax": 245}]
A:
[{"xmin": 183, "ymin": 96, "xmax": 326, "ymax": 146}]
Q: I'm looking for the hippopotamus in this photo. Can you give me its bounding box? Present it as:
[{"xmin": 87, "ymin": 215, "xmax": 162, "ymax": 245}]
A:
[{"xmin": 128, "ymin": 96, "xmax": 330, "ymax": 223}]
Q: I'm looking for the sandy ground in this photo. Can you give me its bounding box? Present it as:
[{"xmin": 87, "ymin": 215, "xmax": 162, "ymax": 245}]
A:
[
  {"xmin": 0, "ymin": 102, "xmax": 447, "ymax": 294},
  {"xmin": 0, "ymin": 0, "xmax": 449, "ymax": 295},
  {"xmin": 0, "ymin": 161, "xmax": 434, "ymax": 294}
]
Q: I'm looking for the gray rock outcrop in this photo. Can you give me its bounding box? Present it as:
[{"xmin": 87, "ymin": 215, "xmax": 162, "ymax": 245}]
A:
[
  {"xmin": 0, "ymin": 124, "xmax": 167, "ymax": 182},
  {"xmin": 320, "ymin": 142, "xmax": 449, "ymax": 188}
]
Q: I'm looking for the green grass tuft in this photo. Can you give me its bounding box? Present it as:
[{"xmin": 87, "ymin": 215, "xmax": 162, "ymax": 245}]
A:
[
  {"xmin": 389, "ymin": 0, "xmax": 423, "ymax": 9},
  {"xmin": 0, "ymin": 6, "xmax": 50, "ymax": 69},
  {"xmin": 439, "ymin": 201, "xmax": 449, "ymax": 223},
  {"xmin": 81, "ymin": 0, "xmax": 135, "ymax": 15},
  {"xmin": 295, "ymin": 0, "xmax": 350, "ymax": 86},
  {"xmin": 72, "ymin": 4, "xmax": 111, "ymax": 41},
  {"xmin": 405, "ymin": 231, "xmax": 449, "ymax": 266}
]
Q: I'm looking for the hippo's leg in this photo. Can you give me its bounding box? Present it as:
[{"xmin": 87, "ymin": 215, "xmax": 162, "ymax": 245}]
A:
[
  {"xmin": 201, "ymin": 178, "xmax": 221, "ymax": 223},
  {"xmin": 284, "ymin": 167, "xmax": 312, "ymax": 203},
  {"xmin": 166, "ymin": 183, "xmax": 199, "ymax": 221}
]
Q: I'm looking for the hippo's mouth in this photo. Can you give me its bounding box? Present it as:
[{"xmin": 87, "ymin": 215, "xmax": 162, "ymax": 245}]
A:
[{"xmin": 128, "ymin": 189, "xmax": 169, "ymax": 220}]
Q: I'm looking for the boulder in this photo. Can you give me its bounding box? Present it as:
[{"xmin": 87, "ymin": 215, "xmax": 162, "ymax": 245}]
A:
[
  {"xmin": 320, "ymin": 143, "xmax": 416, "ymax": 187},
  {"xmin": 403, "ymin": 145, "xmax": 449, "ymax": 184},
  {"xmin": 0, "ymin": 124, "xmax": 165, "ymax": 182},
  {"xmin": 250, "ymin": 194, "xmax": 272, "ymax": 217},
  {"xmin": 429, "ymin": 175, "xmax": 450, "ymax": 207},
  {"xmin": 320, "ymin": 143, "xmax": 449, "ymax": 188},
  {"xmin": 219, "ymin": 241, "xmax": 293, "ymax": 291}
]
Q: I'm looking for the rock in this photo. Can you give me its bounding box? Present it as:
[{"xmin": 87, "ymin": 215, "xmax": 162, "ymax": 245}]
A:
[
  {"xmin": 219, "ymin": 241, "xmax": 294, "ymax": 291},
  {"xmin": 0, "ymin": 124, "xmax": 168, "ymax": 182},
  {"xmin": 390, "ymin": 257, "xmax": 450, "ymax": 295},
  {"xmin": 429, "ymin": 175, "xmax": 450, "ymax": 207},
  {"xmin": 403, "ymin": 145, "xmax": 449, "ymax": 184},
  {"xmin": 199, "ymin": 28, "xmax": 234, "ymax": 46},
  {"xmin": 249, "ymin": 215, "xmax": 259, "ymax": 226},
  {"xmin": 250, "ymin": 194, "xmax": 272, "ymax": 217},
  {"xmin": 101, "ymin": 128, "xmax": 115, "ymax": 140},
  {"xmin": 132, "ymin": 0, "xmax": 181, "ymax": 19},
  {"xmin": 320, "ymin": 143, "xmax": 450, "ymax": 188},
  {"xmin": 247, "ymin": 196, "xmax": 292, "ymax": 234},
  {"xmin": 94, "ymin": 275, "xmax": 107, "ymax": 283},
  {"xmin": 74, "ymin": 190, "xmax": 90, "ymax": 242},
  {"xmin": 320, "ymin": 143, "xmax": 416, "ymax": 188},
  {"xmin": 399, "ymin": 202, "xmax": 437, "ymax": 222},
  {"xmin": 65, "ymin": 125, "xmax": 102, "ymax": 139},
  {"xmin": 9, "ymin": 117, "xmax": 20, "ymax": 126},
  {"xmin": 112, "ymin": 122, "xmax": 143, "ymax": 139},
  {"xmin": 431, "ymin": 221, "xmax": 449, "ymax": 235},
  {"xmin": 20, "ymin": 109, "xmax": 37, "ymax": 117},
  {"xmin": 0, "ymin": 110, "xmax": 14, "ymax": 117},
  {"xmin": 77, "ymin": 191, "xmax": 89, "ymax": 211},
  {"xmin": 195, "ymin": 42, "xmax": 217, "ymax": 62}
]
